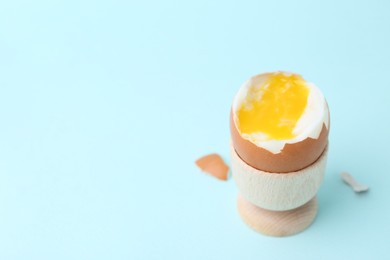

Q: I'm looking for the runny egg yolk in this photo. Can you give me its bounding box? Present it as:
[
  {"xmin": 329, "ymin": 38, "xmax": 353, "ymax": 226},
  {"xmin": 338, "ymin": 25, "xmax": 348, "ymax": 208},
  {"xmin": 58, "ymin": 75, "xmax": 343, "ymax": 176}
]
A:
[{"xmin": 237, "ymin": 72, "xmax": 310, "ymax": 140}]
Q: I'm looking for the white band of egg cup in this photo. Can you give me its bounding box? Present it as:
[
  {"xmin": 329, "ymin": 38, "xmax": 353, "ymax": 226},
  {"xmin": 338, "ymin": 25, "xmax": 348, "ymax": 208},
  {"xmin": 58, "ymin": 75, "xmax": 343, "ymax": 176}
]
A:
[{"xmin": 231, "ymin": 143, "xmax": 328, "ymax": 211}]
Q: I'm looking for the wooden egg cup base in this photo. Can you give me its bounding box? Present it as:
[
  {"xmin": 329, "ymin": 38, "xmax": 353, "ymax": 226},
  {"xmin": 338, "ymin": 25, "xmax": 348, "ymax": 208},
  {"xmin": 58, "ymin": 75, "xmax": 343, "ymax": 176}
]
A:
[{"xmin": 237, "ymin": 193, "xmax": 318, "ymax": 237}]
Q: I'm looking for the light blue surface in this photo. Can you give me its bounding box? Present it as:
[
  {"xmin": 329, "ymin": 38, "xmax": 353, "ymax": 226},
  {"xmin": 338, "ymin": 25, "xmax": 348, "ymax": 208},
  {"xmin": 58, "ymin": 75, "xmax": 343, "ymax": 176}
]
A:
[{"xmin": 0, "ymin": 0, "xmax": 389, "ymax": 259}]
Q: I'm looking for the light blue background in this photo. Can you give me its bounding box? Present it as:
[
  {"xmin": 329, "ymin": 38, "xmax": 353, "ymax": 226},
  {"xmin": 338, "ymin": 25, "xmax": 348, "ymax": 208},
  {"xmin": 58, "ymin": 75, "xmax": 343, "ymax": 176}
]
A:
[{"xmin": 0, "ymin": 0, "xmax": 389, "ymax": 259}]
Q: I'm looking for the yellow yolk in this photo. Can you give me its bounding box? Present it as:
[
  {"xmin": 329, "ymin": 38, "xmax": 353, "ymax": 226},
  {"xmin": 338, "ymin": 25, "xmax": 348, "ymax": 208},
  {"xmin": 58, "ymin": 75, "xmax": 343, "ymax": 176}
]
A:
[{"xmin": 237, "ymin": 72, "xmax": 310, "ymax": 140}]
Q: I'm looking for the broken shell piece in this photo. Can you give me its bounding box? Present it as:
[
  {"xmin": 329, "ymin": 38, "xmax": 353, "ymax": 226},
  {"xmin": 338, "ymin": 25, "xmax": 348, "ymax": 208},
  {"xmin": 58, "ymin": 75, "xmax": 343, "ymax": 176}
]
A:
[
  {"xmin": 340, "ymin": 172, "xmax": 369, "ymax": 193},
  {"xmin": 195, "ymin": 153, "xmax": 229, "ymax": 181}
]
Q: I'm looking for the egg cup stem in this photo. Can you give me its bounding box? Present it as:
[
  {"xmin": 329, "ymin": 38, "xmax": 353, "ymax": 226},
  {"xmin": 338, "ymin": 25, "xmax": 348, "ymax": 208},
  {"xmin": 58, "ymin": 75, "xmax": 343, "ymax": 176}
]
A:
[{"xmin": 237, "ymin": 194, "xmax": 318, "ymax": 236}]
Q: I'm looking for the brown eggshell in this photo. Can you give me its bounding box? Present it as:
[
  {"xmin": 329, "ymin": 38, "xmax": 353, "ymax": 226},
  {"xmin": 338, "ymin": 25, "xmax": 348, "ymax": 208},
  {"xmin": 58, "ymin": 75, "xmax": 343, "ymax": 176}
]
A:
[
  {"xmin": 195, "ymin": 153, "xmax": 229, "ymax": 181},
  {"xmin": 230, "ymin": 109, "xmax": 329, "ymax": 173}
]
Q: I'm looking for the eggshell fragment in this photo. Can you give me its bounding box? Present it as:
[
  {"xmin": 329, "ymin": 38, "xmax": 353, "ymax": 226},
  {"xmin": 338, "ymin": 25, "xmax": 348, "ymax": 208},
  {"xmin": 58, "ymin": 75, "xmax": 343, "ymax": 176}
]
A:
[
  {"xmin": 230, "ymin": 109, "xmax": 329, "ymax": 173},
  {"xmin": 340, "ymin": 172, "xmax": 369, "ymax": 193},
  {"xmin": 195, "ymin": 153, "xmax": 229, "ymax": 181}
]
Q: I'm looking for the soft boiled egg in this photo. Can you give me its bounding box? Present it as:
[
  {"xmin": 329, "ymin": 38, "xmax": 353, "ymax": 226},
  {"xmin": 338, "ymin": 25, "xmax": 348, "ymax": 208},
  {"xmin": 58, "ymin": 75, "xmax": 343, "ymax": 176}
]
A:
[{"xmin": 230, "ymin": 72, "xmax": 330, "ymax": 173}]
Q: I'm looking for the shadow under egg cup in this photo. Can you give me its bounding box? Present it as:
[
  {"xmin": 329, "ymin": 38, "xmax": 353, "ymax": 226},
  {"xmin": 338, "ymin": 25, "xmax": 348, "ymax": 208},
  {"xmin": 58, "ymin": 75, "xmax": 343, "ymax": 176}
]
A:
[{"xmin": 231, "ymin": 143, "xmax": 328, "ymax": 237}]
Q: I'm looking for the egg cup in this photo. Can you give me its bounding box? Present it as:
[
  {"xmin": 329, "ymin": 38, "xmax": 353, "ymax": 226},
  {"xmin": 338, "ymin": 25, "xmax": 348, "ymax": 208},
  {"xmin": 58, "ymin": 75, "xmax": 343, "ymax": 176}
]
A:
[{"xmin": 231, "ymin": 144, "xmax": 328, "ymax": 236}]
